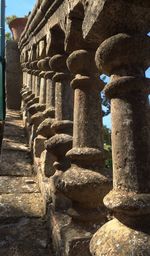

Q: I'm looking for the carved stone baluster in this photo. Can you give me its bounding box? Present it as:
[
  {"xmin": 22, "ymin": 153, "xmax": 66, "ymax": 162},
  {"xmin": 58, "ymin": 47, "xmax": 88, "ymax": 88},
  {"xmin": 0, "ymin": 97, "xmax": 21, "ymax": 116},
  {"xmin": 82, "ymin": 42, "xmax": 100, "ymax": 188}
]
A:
[
  {"xmin": 28, "ymin": 60, "xmax": 46, "ymax": 150},
  {"xmin": 45, "ymin": 71, "xmax": 55, "ymax": 112},
  {"xmin": 22, "ymin": 62, "xmax": 35, "ymax": 130},
  {"xmin": 55, "ymin": 49, "xmax": 111, "ymax": 255},
  {"xmin": 45, "ymin": 54, "xmax": 73, "ymax": 210},
  {"xmin": 90, "ymin": 33, "xmax": 150, "ymax": 256},
  {"xmin": 28, "ymin": 39, "xmax": 48, "ymax": 149},
  {"xmin": 33, "ymin": 60, "xmax": 55, "ymax": 165},
  {"xmin": 21, "ymin": 66, "xmax": 29, "ymax": 111},
  {"xmin": 23, "ymin": 63, "xmax": 34, "ymax": 104},
  {"xmin": 34, "ymin": 67, "xmax": 56, "ymax": 205}
]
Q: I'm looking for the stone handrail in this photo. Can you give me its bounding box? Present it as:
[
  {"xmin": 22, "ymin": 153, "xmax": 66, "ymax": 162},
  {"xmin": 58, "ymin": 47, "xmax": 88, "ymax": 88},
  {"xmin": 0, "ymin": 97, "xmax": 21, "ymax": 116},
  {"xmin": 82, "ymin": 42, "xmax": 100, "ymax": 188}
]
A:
[{"xmin": 19, "ymin": 1, "xmax": 150, "ymax": 255}]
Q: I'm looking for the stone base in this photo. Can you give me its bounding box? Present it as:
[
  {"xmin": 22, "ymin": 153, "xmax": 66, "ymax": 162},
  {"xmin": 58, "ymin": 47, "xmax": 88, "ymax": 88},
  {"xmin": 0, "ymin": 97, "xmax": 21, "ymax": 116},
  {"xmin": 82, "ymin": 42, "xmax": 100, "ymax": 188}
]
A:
[
  {"xmin": 49, "ymin": 207, "xmax": 98, "ymax": 256},
  {"xmin": 34, "ymin": 157, "xmax": 53, "ymax": 211},
  {"xmin": 90, "ymin": 218, "xmax": 150, "ymax": 256},
  {"xmin": 33, "ymin": 135, "xmax": 46, "ymax": 158},
  {"xmin": 40, "ymin": 150, "xmax": 56, "ymax": 177}
]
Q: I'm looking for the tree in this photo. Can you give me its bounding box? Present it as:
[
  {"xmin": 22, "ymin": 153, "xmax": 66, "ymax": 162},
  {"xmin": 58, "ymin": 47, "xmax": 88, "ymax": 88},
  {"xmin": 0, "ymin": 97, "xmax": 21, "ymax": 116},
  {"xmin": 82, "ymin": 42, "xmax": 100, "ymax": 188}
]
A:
[
  {"xmin": 100, "ymin": 75, "xmax": 111, "ymax": 117},
  {"xmin": 103, "ymin": 125, "xmax": 112, "ymax": 169},
  {"xmin": 101, "ymin": 92, "xmax": 111, "ymax": 117},
  {"xmin": 5, "ymin": 15, "xmax": 17, "ymax": 25},
  {"xmin": 5, "ymin": 32, "xmax": 12, "ymax": 41}
]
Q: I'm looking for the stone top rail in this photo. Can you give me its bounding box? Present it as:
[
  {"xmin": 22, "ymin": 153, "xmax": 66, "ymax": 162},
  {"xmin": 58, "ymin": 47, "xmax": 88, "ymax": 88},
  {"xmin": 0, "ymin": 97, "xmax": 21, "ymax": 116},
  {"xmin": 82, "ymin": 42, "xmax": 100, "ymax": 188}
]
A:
[{"xmin": 19, "ymin": 0, "xmax": 150, "ymax": 59}]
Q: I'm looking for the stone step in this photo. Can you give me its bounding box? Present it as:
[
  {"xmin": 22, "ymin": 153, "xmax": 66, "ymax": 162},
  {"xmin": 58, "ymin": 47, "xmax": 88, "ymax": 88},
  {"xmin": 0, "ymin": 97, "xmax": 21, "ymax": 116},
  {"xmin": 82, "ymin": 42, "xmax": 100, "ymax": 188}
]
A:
[
  {"xmin": 4, "ymin": 123, "xmax": 25, "ymax": 137},
  {"xmin": 0, "ymin": 176, "xmax": 39, "ymax": 194},
  {"xmin": 0, "ymin": 149, "xmax": 33, "ymax": 176},
  {"xmin": 0, "ymin": 110, "xmax": 53, "ymax": 255},
  {"xmin": 0, "ymin": 217, "xmax": 52, "ymax": 256},
  {"xmin": 0, "ymin": 193, "xmax": 45, "ymax": 218},
  {"xmin": 2, "ymin": 138, "xmax": 29, "ymax": 151}
]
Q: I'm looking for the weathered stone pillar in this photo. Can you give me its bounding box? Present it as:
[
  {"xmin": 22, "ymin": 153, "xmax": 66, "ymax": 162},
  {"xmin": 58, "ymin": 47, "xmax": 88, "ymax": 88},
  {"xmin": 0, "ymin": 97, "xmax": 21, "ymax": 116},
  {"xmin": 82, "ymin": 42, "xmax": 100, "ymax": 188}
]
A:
[
  {"xmin": 45, "ymin": 71, "xmax": 55, "ymax": 111},
  {"xmin": 57, "ymin": 49, "xmax": 111, "ymax": 219},
  {"xmin": 33, "ymin": 61, "xmax": 55, "ymax": 161},
  {"xmin": 45, "ymin": 53, "xmax": 73, "ymax": 210},
  {"xmin": 21, "ymin": 66, "xmax": 29, "ymax": 110},
  {"xmin": 27, "ymin": 40, "xmax": 47, "ymax": 119},
  {"xmin": 49, "ymin": 49, "xmax": 111, "ymax": 255},
  {"xmin": 34, "ymin": 70, "xmax": 40, "ymax": 98},
  {"xmin": 31, "ymin": 61, "xmax": 40, "ymax": 98},
  {"xmin": 21, "ymin": 64, "xmax": 31, "ymax": 99},
  {"xmin": 28, "ymin": 56, "xmax": 48, "ymax": 149},
  {"xmin": 21, "ymin": 61, "xmax": 35, "ymax": 128},
  {"xmin": 38, "ymin": 71, "xmax": 46, "ymax": 105},
  {"xmin": 23, "ymin": 63, "xmax": 34, "ymax": 104},
  {"xmin": 90, "ymin": 33, "xmax": 150, "ymax": 255},
  {"xmin": 34, "ymin": 67, "xmax": 56, "ymax": 206}
]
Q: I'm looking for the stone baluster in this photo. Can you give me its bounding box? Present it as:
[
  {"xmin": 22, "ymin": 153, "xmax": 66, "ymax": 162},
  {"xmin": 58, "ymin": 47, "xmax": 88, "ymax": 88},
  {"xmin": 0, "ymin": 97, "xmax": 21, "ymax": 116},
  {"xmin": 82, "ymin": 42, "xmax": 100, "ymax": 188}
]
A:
[
  {"xmin": 22, "ymin": 61, "xmax": 35, "ymax": 128},
  {"xmin": 55, "ymin": 49, "xmax": 111, "ymax": 254},
  {"xmin": 34, "ymin": 67, "xmax": 41, "ymax": 99},
  {"xmin": 23, "ymin": 62, "xmax": 34, "ymax": 105},
  {"xmin": 27, "ymin": 40, "xmax": 47, "ymax": 118},
  {"xmin": 21, "ymin": 66, "xmax": 29, "ymax": 111},
  {"xmin": 26, "ymin": 46, "xmax": 42, "ymax": 110},
  {"xmin": 26, "ymin": 65, "xmax": 39, "ymax": 110},
  {"xmin": 45, "ymin": 53, "xmax": 73, "ymax": 210},
  {"xmin": 26, "ymin": 44, "xmax": 44, "ymax": 116},
  {"xmin": 38, "ymin": 67, "xmax": 46, "ymax": 106},
  {"xmin": 21, "ymin": 63, "xmax": 27, "ymax": 91},
  {"xmin": 90, "ymin": 33, "xmax": 150, "ymax": 255},
  {"xmin": 33, "ymin": 59, "xmax": 55, "ymax": 161},
  {"xmin": 34, "ymin": 66, "xmax": 56, "ymax": 205},
  {"xmin": 21, "ymin": 51, "xmax": 31, "ymax": 97},
  {"xmin": 35, "ymin": 69, "xmax": 55, "ymax": 142},
  {"xmin": 27, "ymin": 64, "xmax": 45, "ymax": 118},
  {"xmin": 29, "ymin": 56, "xmax": 52, "ymax": 151},
  {"xmin": 45, "ymin": 70, "xmax": 55, "ymax": 114}
]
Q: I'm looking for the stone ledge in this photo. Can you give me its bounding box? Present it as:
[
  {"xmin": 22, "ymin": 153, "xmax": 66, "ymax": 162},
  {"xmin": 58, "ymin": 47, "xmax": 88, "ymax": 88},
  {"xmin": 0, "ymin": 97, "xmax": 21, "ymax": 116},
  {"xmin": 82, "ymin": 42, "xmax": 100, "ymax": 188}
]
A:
[{"xmin": 49, "ymin": 207, "xmax": 99, "ymax": 256}]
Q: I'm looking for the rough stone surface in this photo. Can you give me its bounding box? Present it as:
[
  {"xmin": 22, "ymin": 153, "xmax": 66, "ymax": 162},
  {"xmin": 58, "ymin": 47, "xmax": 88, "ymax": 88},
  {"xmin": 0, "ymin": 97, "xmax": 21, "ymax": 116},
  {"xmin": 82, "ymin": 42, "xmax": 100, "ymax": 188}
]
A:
[
  {"xmin": 49, "ymin": 208, "xmax": 97, "ymax": 256},
  {"xmin": 19, "ymin": 1, "xmax": 150, "ymax": 255},
  {"xmin": 0, "ymin": 110, "xmax": 53, "ymax": 255}
]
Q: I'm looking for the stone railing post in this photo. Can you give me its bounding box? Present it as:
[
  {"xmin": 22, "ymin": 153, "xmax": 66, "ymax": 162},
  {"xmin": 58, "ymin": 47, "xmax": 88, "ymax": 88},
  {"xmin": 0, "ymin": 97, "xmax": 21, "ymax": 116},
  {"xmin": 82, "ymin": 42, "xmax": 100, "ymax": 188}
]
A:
[
  {"xmin": 54, "ymin": 49, "xmax": 111, "ymax": 255},
  {"xmin": 33, "ymin": 60, "xmax": 55, "ymax": 166},
  {"xmin": 22, "ymin": 62, "xmax": 35, "ymax": 129},
  {"xmin": 90, "ymin": 32, "xmax": 150, "ymax": 256},
  {"xmin": 45, "ymin": 53, "xmax": 73, "ymax": 210},
  {"xmin": 33, "ymin": 66, "xmax": 56, "ymax": 205},
  {"xmin": 23, "ymin": 63, "xmax": 34, "ymax": 103},
  {"xmin": 20, "ymin": 66, "xmax": 29, "ymax": 110},
  {"xmin": 45, "ymin": 70, "xmax": 55, "ymax": 112},
  {"xmin": 21, "ymin": 59, "xmax": 32, "ymax": 101}
]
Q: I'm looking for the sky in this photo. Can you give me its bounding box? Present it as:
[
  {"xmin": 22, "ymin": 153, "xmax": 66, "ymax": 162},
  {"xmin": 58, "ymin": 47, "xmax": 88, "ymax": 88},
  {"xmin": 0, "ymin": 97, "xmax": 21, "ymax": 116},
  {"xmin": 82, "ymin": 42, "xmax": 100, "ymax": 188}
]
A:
[
  {"xmin": 5, "ymin": 1, "xmax": 150, "ymax": 129},
  {"xmin": 5, "ymin": 0, "xmax": 36, "ymax": 33}
]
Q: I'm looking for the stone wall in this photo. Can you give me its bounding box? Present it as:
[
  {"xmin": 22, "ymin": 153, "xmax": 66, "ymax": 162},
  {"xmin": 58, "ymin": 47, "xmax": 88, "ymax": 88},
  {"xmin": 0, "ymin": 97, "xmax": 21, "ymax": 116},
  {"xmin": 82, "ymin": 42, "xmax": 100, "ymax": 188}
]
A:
[
  {"xmin": 19, "ymin": 1, "xmax": 150, "ymax": 255},
  {"xmin": 5, "ymin": 40, "xmax": 22, "ymax": 110}
]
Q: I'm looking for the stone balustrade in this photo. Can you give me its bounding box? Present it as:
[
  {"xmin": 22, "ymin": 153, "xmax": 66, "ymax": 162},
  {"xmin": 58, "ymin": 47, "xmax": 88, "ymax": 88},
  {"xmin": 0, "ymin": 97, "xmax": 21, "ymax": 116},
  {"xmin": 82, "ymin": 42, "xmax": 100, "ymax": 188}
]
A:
[{"xmin": 19, "ymin": 1, "xmax": 150, "ymax": 255}]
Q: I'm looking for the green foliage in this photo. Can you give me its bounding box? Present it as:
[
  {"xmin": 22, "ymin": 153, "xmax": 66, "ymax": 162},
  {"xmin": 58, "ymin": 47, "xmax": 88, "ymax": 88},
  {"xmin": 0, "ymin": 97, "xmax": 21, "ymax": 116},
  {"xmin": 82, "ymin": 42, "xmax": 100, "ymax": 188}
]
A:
[
  {"xmin": 103, "ymin": 125, "xmax": 111, "ymax": 145},
  {"xmin": 103, "ymin": 125, "xmax": 112, "ymax": 169},
  {"xmin": 101, "ymin": 92, "xmax": 111, "ymax": 117},
  {"xmin": 100, "ymin": 75, "xmax": 111, "ymax": 117},
  {"xmin": 5, "ymin": 32, "xmax": 12, "ymax": 41},
  {"xmin": 6, "ymin": 15, "xmax": 17, "ymax": 25}
]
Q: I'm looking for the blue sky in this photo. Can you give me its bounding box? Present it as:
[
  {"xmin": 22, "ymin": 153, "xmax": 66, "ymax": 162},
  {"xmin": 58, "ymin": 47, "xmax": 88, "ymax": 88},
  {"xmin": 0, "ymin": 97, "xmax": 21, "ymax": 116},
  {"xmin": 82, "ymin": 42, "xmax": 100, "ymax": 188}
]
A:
[
  {"xmin": 5, "ymin": 0, "xmax": 36, "ymax": 33},
  {"xmin": 5, "ymin": 1, "xmax": 150, "ymax": 129}
]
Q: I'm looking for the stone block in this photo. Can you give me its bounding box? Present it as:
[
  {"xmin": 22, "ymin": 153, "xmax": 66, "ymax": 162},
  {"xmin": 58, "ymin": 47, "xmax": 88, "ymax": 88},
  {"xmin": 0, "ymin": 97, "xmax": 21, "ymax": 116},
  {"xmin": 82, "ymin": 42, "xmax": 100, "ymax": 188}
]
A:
[
  {"xmin": 33, "ymin": 135, "xmax": 46, "ymax": 158},
  {"xmin": 49, "ymin": 208, "xmax": 98, "ymax": 256},
  {"xmin": 40, "ymin": 149, "xmax": 56, "ymax": 177}
]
